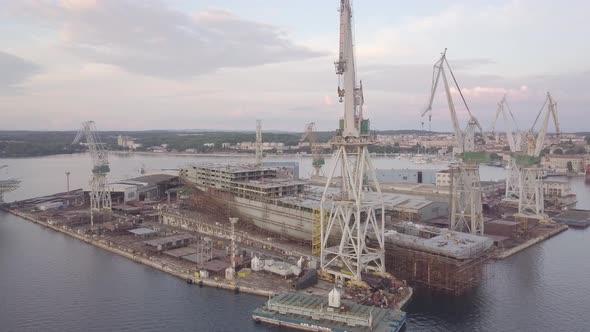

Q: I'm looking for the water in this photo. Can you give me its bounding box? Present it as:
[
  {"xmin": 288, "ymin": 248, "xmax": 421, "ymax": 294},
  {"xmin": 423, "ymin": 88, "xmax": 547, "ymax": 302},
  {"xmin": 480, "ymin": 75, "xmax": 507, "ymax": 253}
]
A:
[{"xmin": 1, "ymin": 153, "xmax": 589, "ymax": 331}]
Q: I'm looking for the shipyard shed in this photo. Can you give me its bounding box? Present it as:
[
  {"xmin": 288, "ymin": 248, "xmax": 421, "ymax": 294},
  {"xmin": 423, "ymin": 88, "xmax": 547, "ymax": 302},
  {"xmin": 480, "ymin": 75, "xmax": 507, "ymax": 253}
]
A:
[
  {"xmin": 118, "ymin": 174, "xmax": 180, "ymax": 201},
  {"xmin": 143, "ymin": 234, "xmax": 193, "ymax": 252},
  {"xmin": 391, "ymin": 199, "xmax": 449, "ymax": 223},
  {"xmin": 84, "ymin": 173, "xmax": 180, "ymax": 204},
  {"xmin": 128, "ymin": 227, "xmax": 157, "ymax": 238},
  {"xmin": 376, "ymin": 168, "xmax": 439, "ymax": 185}
]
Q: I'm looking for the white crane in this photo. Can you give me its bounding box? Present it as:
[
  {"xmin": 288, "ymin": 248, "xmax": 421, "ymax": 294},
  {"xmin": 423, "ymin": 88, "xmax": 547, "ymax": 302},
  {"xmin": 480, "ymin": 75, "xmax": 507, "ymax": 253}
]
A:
[
  {"xmin": 320, "ymin": 0, "xmax": 385, "ymax": 283},
  {"xmin": 422, "ymin": 49, "xmax": 486, "ymax": 153},
  {"xmin": 527, "ymin": 92, "xmax": 560, "ymax": 157},
  {"xmin": 491, "ymin": 95, "xmax": 522, "ymax": 153},
  {"xmin": 492, "ymin": 96, "xmax": 523, "ymax": 202},
  {"xmin": 300, "ymin": 122, "xmax": 325, "ymax": 177},
  {"xmin": 423, "ymin": 49, "xmax": 485, "ymax": 235},
  {"xmin": 73, "ymin": 121, "xmax": 111, "ymax": 230},
  {"xmin": 255, "ymin": 120, "xmax": 263, "ymax": 167},
  {"xmin": 515, "ymin": 92, "xmax": 560, "ymax": 219}
]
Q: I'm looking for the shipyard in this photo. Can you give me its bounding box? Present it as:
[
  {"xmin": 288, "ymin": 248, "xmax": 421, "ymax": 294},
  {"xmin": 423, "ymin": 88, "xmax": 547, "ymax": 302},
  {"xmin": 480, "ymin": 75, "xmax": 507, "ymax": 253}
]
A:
[{"xmin": 2, "ymin": 1, "xmax": 590, "ymax": 331}]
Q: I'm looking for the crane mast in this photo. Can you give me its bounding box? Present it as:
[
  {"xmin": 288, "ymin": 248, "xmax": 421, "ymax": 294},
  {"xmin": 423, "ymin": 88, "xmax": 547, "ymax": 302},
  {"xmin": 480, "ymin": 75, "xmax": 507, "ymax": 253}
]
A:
[
  {"xmin": 423, "ymin": 49, "xmax": 485, "ymax": 235},
  {"xmin": 321, "ymin": 0, "xmax": 385, "ymax": 283},
  {"xmin": 300, "ymin": 122, "xmax": 325, "ymax": 177},
  {"xmin": 255, "ymin": 120, "xmax": 263, "ymax": 167},
  {"xmin": 493, "ymin": 96, "xmax": 523, "ymax": 202},
  {"xmin": 513, "ymin": 93, "xmax": 560, "ymax": 221},
  {"xmin": 73, "ymin": 121, "xmax": 111, "ymax": 230}
]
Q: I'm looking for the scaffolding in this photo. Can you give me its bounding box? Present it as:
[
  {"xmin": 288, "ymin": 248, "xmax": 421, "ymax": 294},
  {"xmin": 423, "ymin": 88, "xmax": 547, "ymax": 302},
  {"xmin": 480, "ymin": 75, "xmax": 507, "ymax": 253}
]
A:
[
  {"xmin": 384, "ymin": 244, "xmax": 488, "ymax": 295},
  {"xmin": 312, "ymin": 208, "xmax": 322, "ymax": 256}
]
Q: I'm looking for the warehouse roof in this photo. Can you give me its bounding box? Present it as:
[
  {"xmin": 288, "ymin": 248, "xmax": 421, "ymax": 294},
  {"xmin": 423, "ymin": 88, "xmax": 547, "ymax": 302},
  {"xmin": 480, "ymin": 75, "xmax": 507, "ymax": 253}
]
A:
[
  {"xmin": 128, "ymin": 228, "xmax": 156, "ymax": 236},
  {"xmin": 144, "ymin": 234, "xmax": 193, "ymax": 246}
]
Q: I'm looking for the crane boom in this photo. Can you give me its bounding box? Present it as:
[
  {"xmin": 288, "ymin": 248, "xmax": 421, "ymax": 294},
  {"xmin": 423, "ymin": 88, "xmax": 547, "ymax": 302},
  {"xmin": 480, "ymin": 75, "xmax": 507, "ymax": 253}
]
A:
[
  {"xmin": 492, "ymin": 96, "xmax": 519, "ymax": 152},
  {"xmin": 533, "ymin": 93, "xmax": 560, "ymax": 157},
  {"xmin": 73, "ymin": 121, "xmax": 110, "ymax": 174},
  {"xmin": 72, "ymin": 121, "xmax": 111, "ymax": 230},
  {"xmin": 335, "ymin": 0, "xmax": 363, "ymax": 138}
]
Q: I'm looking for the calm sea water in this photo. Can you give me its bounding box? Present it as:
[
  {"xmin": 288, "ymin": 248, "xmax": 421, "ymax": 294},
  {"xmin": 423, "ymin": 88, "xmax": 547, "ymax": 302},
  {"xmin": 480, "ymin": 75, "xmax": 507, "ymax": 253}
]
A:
[{"xmin": 1, "ymin": 154, "xmax": 588, "ymax": 332}]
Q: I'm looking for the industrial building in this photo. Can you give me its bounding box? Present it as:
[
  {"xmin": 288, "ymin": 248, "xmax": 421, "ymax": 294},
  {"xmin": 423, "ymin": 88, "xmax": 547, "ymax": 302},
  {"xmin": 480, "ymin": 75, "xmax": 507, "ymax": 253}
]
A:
[
  {"xmin": 376, "ymin": 168, "xmax": 440, "ymax": 185},
  {"xmin": 81, "ymin": 173, "xmax": 180, "ymax": 205},
  {"xmin": 143, "ymin": 233, "xmax": 193, "ymax": 252},
  {"xmin": 542, "ymin": 155, "xmax": 586, "ymax": 173}
]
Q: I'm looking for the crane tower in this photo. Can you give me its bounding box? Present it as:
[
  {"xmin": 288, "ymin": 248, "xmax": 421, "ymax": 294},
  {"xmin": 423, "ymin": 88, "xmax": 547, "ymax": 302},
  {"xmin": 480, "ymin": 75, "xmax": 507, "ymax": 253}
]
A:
[
  {"xmin": 423, "ymin": 50, "xmax": 485, "ymax": 235},
  {"xmin": 255, "ymin": 120, "xmax": 263, "ymax": 167},
  {"xmin": 300, "ymin": 122, "xmax": 325, "ymax": 177},
  {"xmin": 73, "ymin": 121, "xmax": 112, "ymax": 229},
  {"xmin": 492, "ymin": 96, "xmax": 522, "ymax": 202},
  {"xmin": 516, "ymin": 92, "xmax": 559, "ymax": 220},
  {"xmin": 320, "ymin": 0, "xmax": 385, "ymax": 283}
]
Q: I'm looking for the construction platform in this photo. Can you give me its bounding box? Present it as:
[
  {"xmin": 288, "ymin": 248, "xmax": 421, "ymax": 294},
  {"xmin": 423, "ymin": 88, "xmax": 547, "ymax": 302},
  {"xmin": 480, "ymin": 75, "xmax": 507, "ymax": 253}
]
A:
[
  {"xmin": 252, "ymin": 293, "xmax": 406, "ymax": 332},
  {"xmin": 377, "ymin": 221, "xmax": 493, "ymax": 295}
]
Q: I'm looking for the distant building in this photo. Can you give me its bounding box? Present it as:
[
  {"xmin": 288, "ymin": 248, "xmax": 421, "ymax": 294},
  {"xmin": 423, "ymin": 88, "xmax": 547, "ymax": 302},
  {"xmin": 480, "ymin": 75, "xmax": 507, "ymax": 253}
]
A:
[
  {"xmin": 376, "ymin": 169, "xmax": 439, "ymax": 185},
  {"xmin": 88, "ymin": 174, "xmax": 180, "ymax": 205},
  {"xmin": 117, "ymin": 135, "xmax": 141, "ymax": 150},
  {"xmin": 435, "ymin": 170, "xmax": 451, "ymax": 187},
  {"xmin": 542, "ymin": 155, "xmax": 586, "ymax": 173}
]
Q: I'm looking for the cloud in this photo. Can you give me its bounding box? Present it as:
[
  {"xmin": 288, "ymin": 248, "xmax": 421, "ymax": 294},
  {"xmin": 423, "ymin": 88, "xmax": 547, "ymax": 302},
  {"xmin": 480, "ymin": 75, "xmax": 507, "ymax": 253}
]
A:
[
  {"xmin": 60, "ymin": 0, "xmax": 96, "ymax": 11},
  {"xmin": 0, "ymin": 51, "xmax": 41, "ymax": 93},
  {"xmin": 6, "ymin": 1, "xmax": 325, "ymax": 79}
]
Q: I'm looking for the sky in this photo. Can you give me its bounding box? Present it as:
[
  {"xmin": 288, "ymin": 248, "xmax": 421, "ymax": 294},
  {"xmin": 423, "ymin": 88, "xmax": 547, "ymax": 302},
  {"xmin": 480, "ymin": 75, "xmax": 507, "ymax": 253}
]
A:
[{"xmin": 0, "ymin": 0, "xmax": 588, "ymax": 132}]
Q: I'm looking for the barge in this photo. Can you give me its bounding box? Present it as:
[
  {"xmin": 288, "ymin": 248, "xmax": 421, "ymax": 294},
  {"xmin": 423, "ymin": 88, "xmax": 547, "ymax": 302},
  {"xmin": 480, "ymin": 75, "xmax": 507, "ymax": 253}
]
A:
[{"xmin": 252, "ymin": 290, "xmax": 406, "ymax": 332}]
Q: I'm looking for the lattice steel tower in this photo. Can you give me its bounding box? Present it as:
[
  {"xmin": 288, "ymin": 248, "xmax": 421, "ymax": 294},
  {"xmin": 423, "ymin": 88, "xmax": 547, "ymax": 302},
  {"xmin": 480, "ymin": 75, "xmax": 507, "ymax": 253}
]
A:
[
  {"xmin": 320, "ymin": 0, "xmax": 385, "ymax": 283},
  {"xmin": 73, "ymin": 121, "xmax": 112, "ymax": 229}
]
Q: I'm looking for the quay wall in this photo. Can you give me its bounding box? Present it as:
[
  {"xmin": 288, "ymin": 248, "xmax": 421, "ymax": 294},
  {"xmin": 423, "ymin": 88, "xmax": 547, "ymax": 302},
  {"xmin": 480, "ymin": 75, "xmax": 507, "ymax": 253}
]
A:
[{"xmin": 4, "ymin": 208, "xmax": 275, "ymax": 298}]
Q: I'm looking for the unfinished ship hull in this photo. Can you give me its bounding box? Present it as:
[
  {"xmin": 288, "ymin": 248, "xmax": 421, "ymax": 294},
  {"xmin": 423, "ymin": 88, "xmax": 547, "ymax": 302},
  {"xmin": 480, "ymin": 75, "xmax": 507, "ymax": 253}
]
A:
[{"xmin": 198, "ymin": 185, "xmax": 315, "ymax": 241}]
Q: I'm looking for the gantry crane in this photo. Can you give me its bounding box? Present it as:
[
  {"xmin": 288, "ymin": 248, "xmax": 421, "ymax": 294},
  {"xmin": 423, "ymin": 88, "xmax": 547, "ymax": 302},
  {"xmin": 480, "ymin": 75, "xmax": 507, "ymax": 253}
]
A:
[
  {"xmin": 526, "ymin": 92, "xmax": 560, "ymax": 158},
  {"xmin": 300, "ymin": 122, "xmax": 325, "ymax": 177},
  {"xmin": 0, "ymin": 165, "xmax": 20, "ymax": 203},
  {"xmin": 255, "ymin": 120, "xmax": 263, "ymax": 167},
  {"xmin": 422, "ymin": 49, "xmax": 487, "ymax": 154},
  {"xmin": 73, "ymin": 121, "xmax": 111, "ymax": 229},
  {"xmin": 491, "ymin": 95, "xmax": 522, "ymax": 153},
  {"xmin": 320, "ymin": 0, "xmax": 386, "ymax": 283},
  {"xmin": 492, "ymin": 96, "xmax": 523, "ymax": 202},
  {"xmin": 513, "ymin": 92, "xmax": 560, "ymax": 219},
  {"xmin": 422, "ymin": 49, "xmax": 486, "ymax": 235}
]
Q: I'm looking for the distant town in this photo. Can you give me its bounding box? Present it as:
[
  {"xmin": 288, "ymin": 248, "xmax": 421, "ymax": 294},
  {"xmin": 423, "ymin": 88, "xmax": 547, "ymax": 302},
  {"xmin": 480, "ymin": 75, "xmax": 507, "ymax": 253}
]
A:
[{"xmin": 3, "ymin": 129, "xmax": 587, "ymax": 175}]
